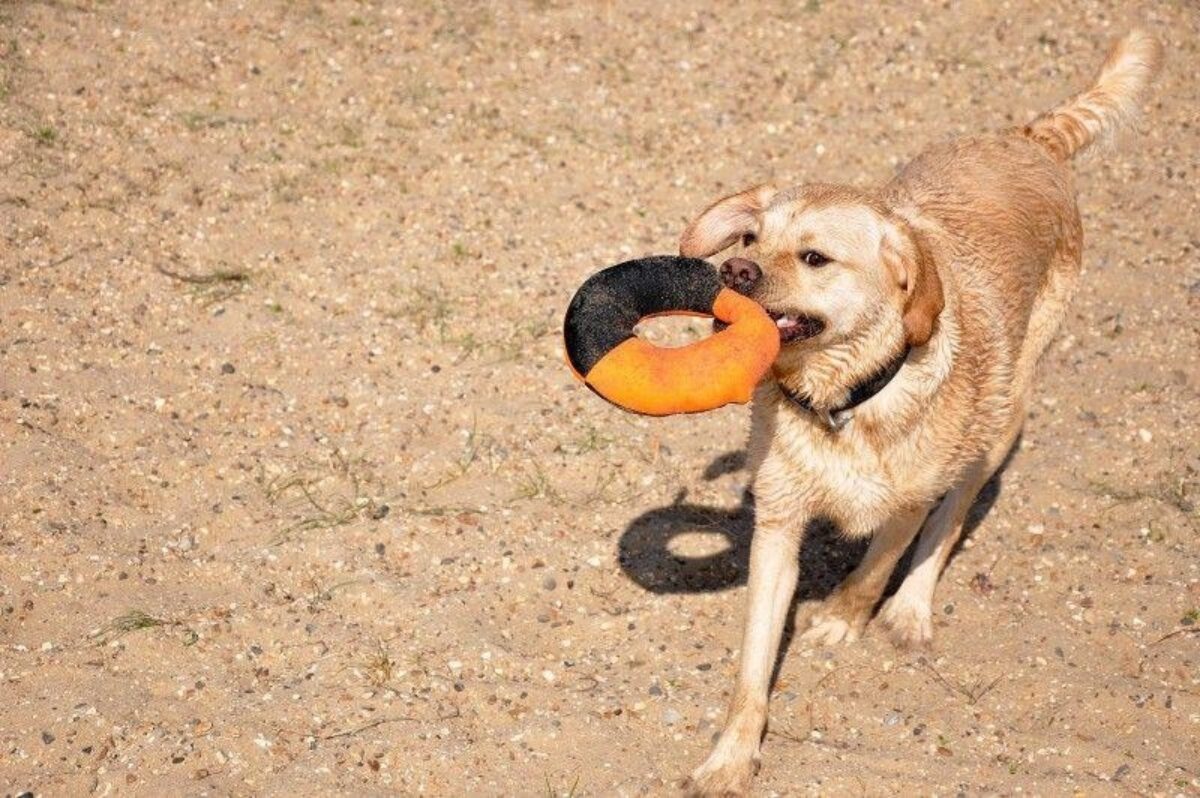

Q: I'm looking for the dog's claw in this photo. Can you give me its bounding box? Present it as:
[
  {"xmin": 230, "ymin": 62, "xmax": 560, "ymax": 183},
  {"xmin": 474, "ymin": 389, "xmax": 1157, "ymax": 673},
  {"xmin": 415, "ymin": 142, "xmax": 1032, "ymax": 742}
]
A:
[
  {"xmin": 798, "ymin": 615, "xmax": 859, "ymax": 647},
  {"xmin": 795, "ymin": 597, "xmax": 869, "ymax": 647},
  {"xmin": 683, "ymin": 757, "xmax": 758, "ymax": 798},
  {"xmin": 879, "ymin": 594, "xmax": 934, "ymax": 649}
]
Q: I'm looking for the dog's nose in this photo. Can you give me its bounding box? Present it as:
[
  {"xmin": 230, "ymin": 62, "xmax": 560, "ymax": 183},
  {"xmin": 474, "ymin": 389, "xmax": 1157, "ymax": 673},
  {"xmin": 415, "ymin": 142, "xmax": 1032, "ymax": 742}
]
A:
[{"xmin": 720, "ymin": 257, "xmax": 762, "ymax": 295}]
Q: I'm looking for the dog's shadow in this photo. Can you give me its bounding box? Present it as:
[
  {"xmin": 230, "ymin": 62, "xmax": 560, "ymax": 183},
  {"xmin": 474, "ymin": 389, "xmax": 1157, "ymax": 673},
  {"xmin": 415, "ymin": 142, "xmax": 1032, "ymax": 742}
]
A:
[{"xmin": 618, "ymin": 445, "xmax": 1014, "ymax": 602}]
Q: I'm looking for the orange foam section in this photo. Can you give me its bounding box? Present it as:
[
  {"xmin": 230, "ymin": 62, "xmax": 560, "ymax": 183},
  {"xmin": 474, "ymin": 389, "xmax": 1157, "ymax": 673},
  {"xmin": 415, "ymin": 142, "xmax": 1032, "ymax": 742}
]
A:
[{"xmin": 584, "ymin": 289, "xmax": 779, "ymax": 415}]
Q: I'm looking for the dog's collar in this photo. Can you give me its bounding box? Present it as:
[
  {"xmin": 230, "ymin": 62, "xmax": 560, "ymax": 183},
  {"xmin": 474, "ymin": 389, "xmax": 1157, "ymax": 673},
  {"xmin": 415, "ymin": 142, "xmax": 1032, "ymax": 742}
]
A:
[{"xmin": 776, "ymin": 347, "xmax": 911, "ymax": 431}]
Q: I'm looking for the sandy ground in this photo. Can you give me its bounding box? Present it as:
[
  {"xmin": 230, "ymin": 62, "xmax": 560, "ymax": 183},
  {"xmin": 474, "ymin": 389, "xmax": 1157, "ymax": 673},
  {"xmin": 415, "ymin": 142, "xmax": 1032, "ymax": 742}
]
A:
[{"xmin": 1, "ymin": 1, "xmax": 1198, "ymax": 795}]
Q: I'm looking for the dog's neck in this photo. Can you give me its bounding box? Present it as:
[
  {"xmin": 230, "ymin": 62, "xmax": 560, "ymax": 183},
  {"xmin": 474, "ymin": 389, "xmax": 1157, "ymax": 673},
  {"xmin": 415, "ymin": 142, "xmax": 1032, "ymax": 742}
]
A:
[
  {"xmin": 770, "ymin": 312, "xmax": 914, "ymax": 430},
  {"xmin": 775, "ymin": 346, "xmax": 910, "ymax": 430}
]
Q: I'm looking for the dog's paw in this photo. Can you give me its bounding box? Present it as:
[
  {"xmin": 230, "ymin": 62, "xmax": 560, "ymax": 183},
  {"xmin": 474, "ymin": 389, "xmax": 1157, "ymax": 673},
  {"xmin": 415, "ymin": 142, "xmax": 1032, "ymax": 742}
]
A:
[
  {"xmin": 798, "ymin": 613, "xmax": 859, "ymax": 646},
  {"xmin": 795, "ymin": 597, "xmax": 868, "ymax": 647},
  {"xmin": 879, "ymin": 593, "xmax": 934, "ymax": 649},
  {"xmin": 682, "ymin": 754, "xmax": 759, "ymax": 798}
]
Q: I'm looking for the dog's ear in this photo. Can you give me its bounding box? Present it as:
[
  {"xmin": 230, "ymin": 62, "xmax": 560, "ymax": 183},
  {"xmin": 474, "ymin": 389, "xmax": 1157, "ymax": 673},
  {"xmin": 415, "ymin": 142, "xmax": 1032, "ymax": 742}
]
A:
[
  {"xmin": 679, "ymin": 184, "xmax": 777, "ymax": 259},
  {"xmin": 881, "ymin": 219, "xmax": 944, "ymax": 347}
]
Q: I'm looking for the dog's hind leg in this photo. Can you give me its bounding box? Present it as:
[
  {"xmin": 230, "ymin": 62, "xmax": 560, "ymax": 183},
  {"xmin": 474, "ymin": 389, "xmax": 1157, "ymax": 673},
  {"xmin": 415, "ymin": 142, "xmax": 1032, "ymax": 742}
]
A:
[
  {"xmin": 879, "ymin": 412, "xmax": 1024, "ymax": 648},
  {"xmin": 797, "ymin": 504, "xmax": 931, "ymax": 647},
  {"xmin": 879, "ymin": 239, "xmax": 1073, "ymax": 650},
  {"xmin": 880, "ymin": 236, "xmax": 1080, "ymax": 647}
]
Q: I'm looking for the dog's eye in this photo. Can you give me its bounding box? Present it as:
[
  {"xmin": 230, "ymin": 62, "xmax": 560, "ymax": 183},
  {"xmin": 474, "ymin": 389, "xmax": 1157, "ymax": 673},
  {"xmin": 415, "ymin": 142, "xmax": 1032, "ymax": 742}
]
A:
[
  {"xmin": 800, "ymin": 250, "xmax": 830, "ymax": 267},
  {"xmin": 741, "ymin": 233, "xmax": 756, "ymax": 247}
]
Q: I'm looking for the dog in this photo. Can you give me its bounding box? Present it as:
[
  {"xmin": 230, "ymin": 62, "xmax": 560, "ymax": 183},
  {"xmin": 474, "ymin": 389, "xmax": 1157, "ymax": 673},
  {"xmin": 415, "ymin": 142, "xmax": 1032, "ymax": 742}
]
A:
[{"xmin": 676, "ymin": 30, "xmax": 1162, "ymax": 796}]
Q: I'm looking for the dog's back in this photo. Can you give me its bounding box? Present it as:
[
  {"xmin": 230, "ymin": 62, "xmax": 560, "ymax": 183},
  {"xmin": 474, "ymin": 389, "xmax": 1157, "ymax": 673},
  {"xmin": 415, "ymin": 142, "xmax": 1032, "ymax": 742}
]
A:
[
  {"xmin": 885, "ymin": 30, "xmax": 1163, "ymax": 369},
  {"xmin": 885, "ymin": 134, "xmax": 1077, "ymax": 355}
]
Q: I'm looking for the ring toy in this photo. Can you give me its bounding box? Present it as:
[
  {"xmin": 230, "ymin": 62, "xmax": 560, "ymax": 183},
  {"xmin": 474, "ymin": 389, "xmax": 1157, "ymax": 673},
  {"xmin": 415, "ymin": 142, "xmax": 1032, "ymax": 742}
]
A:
[{"xmin": 563, "ymin": 256, "xmax": 780, "ymax": 416}]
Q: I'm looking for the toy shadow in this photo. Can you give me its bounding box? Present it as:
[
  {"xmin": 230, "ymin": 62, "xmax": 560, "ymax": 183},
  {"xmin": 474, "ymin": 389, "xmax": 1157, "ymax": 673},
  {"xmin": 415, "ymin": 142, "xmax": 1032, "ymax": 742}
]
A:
[
  {"xmin": 617, "ymin": 489, "xmax": 859, "ymax": 601},
  {"xmin": 617, "ymin": 441, "xmax": 1018, "ymax": 598}
]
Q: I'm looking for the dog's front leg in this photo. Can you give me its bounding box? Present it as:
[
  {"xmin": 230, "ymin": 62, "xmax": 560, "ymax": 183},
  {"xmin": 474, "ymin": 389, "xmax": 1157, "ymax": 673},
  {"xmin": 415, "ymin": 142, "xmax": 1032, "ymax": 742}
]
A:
[{"xmin": 685, "ymin": 488, "xmax": 803, "ymax": 797}]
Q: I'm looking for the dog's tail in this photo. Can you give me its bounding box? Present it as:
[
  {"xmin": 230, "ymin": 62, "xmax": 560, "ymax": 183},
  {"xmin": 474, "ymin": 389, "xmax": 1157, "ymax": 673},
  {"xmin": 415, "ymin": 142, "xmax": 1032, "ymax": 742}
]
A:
[{"xmin": 1023, "ymin": 29, "xmax": 1163, "ymax": 161}]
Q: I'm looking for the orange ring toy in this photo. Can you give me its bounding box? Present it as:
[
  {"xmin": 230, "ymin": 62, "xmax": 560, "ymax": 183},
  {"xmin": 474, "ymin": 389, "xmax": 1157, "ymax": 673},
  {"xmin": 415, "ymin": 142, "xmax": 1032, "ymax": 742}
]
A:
[{"xmin": 563, "ymin": 256, "xmax": 780, "ymax": 416}]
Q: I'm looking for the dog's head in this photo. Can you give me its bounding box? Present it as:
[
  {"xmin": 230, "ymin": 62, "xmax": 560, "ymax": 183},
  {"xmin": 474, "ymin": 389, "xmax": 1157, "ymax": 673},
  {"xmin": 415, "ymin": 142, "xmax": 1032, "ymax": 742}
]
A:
[{"xmin": 680, "ymin": 183, "xmax": 943, "ymax": 369}]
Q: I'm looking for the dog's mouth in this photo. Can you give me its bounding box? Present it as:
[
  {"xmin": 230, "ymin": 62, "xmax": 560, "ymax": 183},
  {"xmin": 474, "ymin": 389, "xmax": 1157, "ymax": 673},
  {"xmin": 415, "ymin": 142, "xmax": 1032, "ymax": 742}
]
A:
[
  {"xmin": 768, "ymin": 310, "xmax": 825, "ymax": 343},
  {"xmin": 715, "ymin": 308, "xmax": 824, "ymax": 343}
]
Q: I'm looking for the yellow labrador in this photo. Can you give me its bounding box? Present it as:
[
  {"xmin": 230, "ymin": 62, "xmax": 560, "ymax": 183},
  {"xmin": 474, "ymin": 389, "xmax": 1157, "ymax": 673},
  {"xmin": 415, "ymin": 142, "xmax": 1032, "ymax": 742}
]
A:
[{"xmin": 679, "ymin": 30, "xmax": 1162, "ymax": 796}]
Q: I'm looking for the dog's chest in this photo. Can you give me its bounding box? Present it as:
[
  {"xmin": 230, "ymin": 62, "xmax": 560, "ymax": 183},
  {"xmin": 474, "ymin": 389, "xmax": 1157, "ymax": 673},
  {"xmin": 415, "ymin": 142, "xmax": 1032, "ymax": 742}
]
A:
[{"xmin": 761, "ymin": 409, "xmax": 909, "ymax": 535}]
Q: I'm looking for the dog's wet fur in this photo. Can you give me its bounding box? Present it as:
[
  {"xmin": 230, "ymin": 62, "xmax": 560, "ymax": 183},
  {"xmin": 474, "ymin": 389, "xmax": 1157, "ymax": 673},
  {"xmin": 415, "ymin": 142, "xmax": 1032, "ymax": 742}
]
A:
[{"xmin": 675, "ymin": 30, "xmax": 1163, "ymax": 796}]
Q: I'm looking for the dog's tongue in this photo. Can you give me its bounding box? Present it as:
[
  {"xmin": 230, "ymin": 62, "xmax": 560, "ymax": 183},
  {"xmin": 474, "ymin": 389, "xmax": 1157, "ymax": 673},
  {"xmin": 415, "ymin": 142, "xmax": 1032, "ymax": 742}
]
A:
[{"xmin": 771, "ymin": 312, "xmax": 825, "ymax": 343}]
